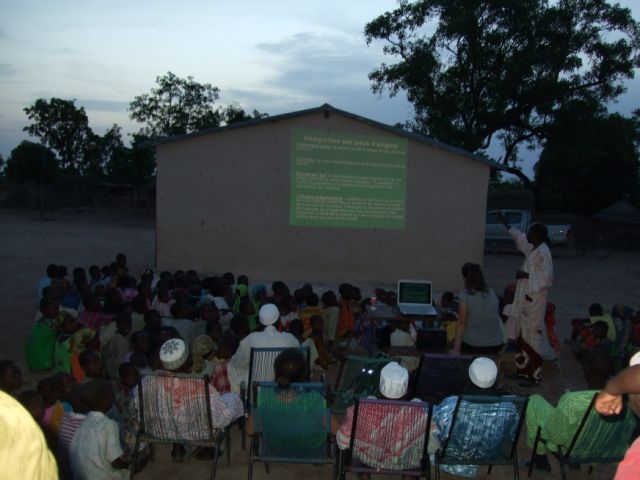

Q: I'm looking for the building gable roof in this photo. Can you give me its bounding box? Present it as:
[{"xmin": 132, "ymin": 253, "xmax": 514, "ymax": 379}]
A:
[{"xmin": 147, "ymin": 103, "xmax": 502, "ymax": 169}]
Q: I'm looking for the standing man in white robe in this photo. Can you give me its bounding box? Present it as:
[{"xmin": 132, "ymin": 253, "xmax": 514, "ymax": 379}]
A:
[{"xmin": 499, "ymin": 213, "xmax": 553, "ymax": 384}]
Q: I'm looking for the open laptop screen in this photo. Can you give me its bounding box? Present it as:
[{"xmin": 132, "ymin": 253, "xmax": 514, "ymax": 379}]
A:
[{"xmin": 398, "ymin": 281, "xmax": 432, "ymax": 305}]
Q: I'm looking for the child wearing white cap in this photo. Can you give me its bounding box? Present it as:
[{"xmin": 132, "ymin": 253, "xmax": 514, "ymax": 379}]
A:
[
  {"xmin": 431, "ymin": 357, "xmax": 519, "ymax": 477},
  {"xmin": 226, "ymin": 304, "xmax": 299, "ymax": 393},
  {"xmin": 335, "ymin": 362, "xmax": 431, "ymax": 471}
]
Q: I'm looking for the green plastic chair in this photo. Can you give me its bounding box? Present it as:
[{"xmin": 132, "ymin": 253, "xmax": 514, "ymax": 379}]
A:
[
  {"xmin": 333, "ymin": 355, "xmax": 395, "ymax": 414},
  {"xmin": 248, "ymin": 382, "xmax": 332, "ymax": 479},
  {"xmin": 528, "ymin": 392, "xmax": 636, "ymax": 479}
]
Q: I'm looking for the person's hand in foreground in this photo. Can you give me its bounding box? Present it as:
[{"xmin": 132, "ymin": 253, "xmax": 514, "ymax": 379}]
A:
[{"xmin": 595, "ymin": 390, "xmax": 623, "ymax": 416}]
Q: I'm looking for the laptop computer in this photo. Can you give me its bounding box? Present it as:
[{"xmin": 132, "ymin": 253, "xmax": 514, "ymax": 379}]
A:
[{"xmin": 397, "ymin": 279, "xmax": 437, "ymax": 316}]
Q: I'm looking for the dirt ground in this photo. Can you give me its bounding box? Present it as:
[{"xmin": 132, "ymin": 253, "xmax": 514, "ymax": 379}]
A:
[{"xmin": 1, "ymin": 208, "xmax": 639, "ymax": 480}]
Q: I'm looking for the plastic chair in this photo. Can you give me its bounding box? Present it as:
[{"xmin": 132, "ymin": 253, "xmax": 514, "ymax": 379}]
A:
[
  {"xmin": 412, "ymin": 353, "xmax": 474, "ymax": 403},
  {"xmin": 337, "ymin": 397, "xmax": 432, "ymax": 479},
  {"xmin": 435, "ymin": 394, "xmax": 528, "ymax": 480},
  {"xmin": 528, "ymin": 392, "xmax": 636, "ymax": 479},
  {"xmin": 332, "ymin": 355, "xmax": 395, "ymax": 414},
  {"xmin": 240, "ymin": 346, "xmax": 310, "ymax": 449},
  {"xmin": 248, "ymin": 382, "xmax": 332, "ymax": 479},
  {"xmin": 130, "ymin": 371, "xmax": 230, "ymax": 480}
]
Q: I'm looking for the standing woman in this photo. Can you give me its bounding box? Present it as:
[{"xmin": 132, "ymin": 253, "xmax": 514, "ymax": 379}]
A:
[
  {"xmin": 499, "ymin": 213, "xmax": 553, "ymax": 384},
  {"xmin": 451, "ymin": 263, "xmax": 506, "ymax": 355}
]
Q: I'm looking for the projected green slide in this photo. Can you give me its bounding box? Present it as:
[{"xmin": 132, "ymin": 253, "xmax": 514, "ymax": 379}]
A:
[{"xmin": 290, "ymin": 129, "xmax": 408, "ymax": 229}]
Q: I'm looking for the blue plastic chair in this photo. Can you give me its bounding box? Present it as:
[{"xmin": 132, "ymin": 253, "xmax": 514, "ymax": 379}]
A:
[{"xmin": 435, "ymin": 394, "xmax": 528, "ymax": 480}]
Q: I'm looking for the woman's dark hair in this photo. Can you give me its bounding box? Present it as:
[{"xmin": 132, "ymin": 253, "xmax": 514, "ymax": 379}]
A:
[
  {"xmin": 274, "ymin": 349, "xmax": 307, "ymax": 389},
  {"xmin": 462, "ymin": 263, "xmax": 488, "ymax": 293}
]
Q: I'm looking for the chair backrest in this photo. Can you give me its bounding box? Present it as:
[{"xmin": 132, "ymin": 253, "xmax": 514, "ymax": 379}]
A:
[
  {"xmin": 439, "ymin": 394, "xmax": 527, "ymax": 466},
  {"xmin": 249, "ymin": 347, "xmax": 311, "ymax": 385},
  {"xmin": 345, "ymin": 398, "xmax": 432, "ymax": 474},
  {"xmin": 246, "ymin": 347, "xmax": 310, "ymax": 408},
  {"xmin": 252, "ymin": 382, "xmax": 329, "ymax": 463},
  {"xmin": 137, "ymin": 371, "xmax": 216, "ymax": 443},
  {"xmin": 333, "ymin": 355, "xmax": 395, "ymax": 414},
  {"xmin": 413, "ymin": 353, "xmax": 474, "ymax": 403},
  {"xmin": 564, "ymin": 393, "xmax": 636, "ymax": 464}
]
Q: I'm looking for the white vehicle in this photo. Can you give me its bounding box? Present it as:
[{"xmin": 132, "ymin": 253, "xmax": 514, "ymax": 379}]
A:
[{"xmin": 485, "ymin": 209, "xmax": 571, "ymax": 249}]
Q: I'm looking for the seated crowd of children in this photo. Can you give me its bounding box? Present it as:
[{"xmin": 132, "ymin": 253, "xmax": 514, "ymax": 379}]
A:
[
  {"xmin": 9, "ymin": 254, "xmax": 396, "ymax": 478},
  {"xmin": 4, "ymin": 252, "xmax": 640, "ymax": 479}
]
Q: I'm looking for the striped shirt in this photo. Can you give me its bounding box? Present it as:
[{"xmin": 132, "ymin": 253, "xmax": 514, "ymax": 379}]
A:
[{"xmin": 57, "ymin": 412, "xmax": 87, "ymax": 477}]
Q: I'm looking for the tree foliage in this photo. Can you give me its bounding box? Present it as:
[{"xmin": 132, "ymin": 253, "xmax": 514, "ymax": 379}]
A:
[
  {"xmin": 365, "ymin": 0, "xmax": 640, "ymax": 182},
  {"xmin": 23, "ymin": 98, "xmax": 93, "ymax": 174},
  {"xmin": 534, "ymin": 101, "xmax": 640, "ymax": 215},
  {"xmin": 129, "ymin": 71, "xmax": 222, "ymax": 138},
  {"xmin": 5, "ymin": 141, "xmax": 59, "ymax": 184},
  {"xmin": 221, "ymin": 103, "xmax": 269, "ymax": 125}
]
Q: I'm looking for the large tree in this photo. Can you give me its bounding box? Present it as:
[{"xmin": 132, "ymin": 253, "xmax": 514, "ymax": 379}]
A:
[
  {"xmin": 23, "ymin": 98, "xmax": 94, "ymax": 174},
  {"xmin": 534, "ymin": 101, "xmax": 640, "ymax": 215},
  {"xmin": 5, "ymin": 141, "xmax": 59, "ymax": 215},
  {"xmin": 365, "ymin": 0, "xmax": 640, "ymax": 183},
  {"xmin": 129, "ymin": 71, "xmax": 222, "ymax": 138}
]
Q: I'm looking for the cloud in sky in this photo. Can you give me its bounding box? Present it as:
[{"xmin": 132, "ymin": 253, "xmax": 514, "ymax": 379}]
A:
[{"xmin": 0, "ymin": 0, "xmax": 638, "ymax": 177}]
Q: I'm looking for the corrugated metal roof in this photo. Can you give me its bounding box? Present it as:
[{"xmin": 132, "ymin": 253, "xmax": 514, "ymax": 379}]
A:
[{"xmin": 145, "ymin": 103, "xmax": 503, "ymax": 170}]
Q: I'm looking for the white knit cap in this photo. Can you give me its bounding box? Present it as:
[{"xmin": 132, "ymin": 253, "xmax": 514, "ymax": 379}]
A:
[
  {"xmin": 629, "ymin": 351, "xmax": 640, "ymax": 367},
  {"xmin": 379, "ymin": 362, "xmax": 409, "ymax": 399},
  {"xmin": 468, "ymin": 357, "xmax": 498, "ymax": 389},
  {"xmin": 259, "ymin": 304, "xmax": 280, "ymax": 326},
  {"xmin": 160, "ymin": 338, "xmax": 189, "ymax": 370}
]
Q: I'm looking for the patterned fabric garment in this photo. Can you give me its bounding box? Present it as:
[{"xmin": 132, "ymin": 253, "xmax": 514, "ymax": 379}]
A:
[
  {"xmin": 432, "ymin": 396, "xmax": 521, "ymax": 478},
  {"xmin": 78, "ymin": 310, "xmax": 113, "ymax": 329},
  {"xmin": 337, "ymin": 402, "xmax": 430, "ymax": 471},
  {"xmin": 115, "ymin": 388, "xmax": 139, "ymax": 455},
  {"xmin": 134, "ymin": 373, "xmax": 244, "ymax": 440},
  {"xmin": 353, "ymin": 310, "xmax": 376, "ymax": 355},
  {"xmin": 509, "ymin": 227, "xmax": 553, "ymax": 382},
  {"xmin": 211, "ymin": 361, "xmax": 233, "ymax": 394}
]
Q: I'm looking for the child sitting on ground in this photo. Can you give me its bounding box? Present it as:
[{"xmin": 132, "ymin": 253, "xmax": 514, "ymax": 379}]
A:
[
  {"xmin": 54, "ymin": 313, "xmax": 79, "ymax": 374},
  {"xmin": 321, "ymin": 290, "xmax": 340, "ymax": 350},
  {"xmin": 69, "ymin": 379, "xmax": 131, "ymax": 479},
  {"xmin": 124, "ymin": 331, "xmax": 151, "ymax": 372},
  {"xmin": 57, "ymin": 384, "xmax": 88, "ymax": 479},
  {"xmin": 70, "ymin": 328, "xmax": 98, "ymax": 383},
  {"xmin": 78, "ymin": 293, "xmax": 111, "ymax": 330},
  {"xmin": 114, "ymin": 362, "xmax": 149, "ymax": 465},
  {"xmin": 390, "ymin": 318, "xmax": 419, "ymax": 371},
  {"xmin": 308, "ymin": 315, "xmax": 335, "ymax": 369},
  {"xmin": 0, "ymin": 359, "xmax": 23, "ymax": 394},
  {"xmin": 299, "ymin": 293, "xmax": 323, "ymax": 338},
  {"xmin": 38, "ymin": 376, "xmax": 61, "ymax": 447},
  {"xmin": 191, "ymin": 335, "xmax": 216, "ymax": 376},
  {"xmin": 288, "ymin": 319, "xmax": 320, "ymax": 368},
  {"xmin": 205, "ymin": 318, "xmax": 223, "ymax": 355},
  {"xmin": 17, "ymin": 389, "xmax": 44, "ymax": 422},
  {"xmin": 210, "ymin": 336, "xmax": 241, "ymax": 394},
  {"xmin": 78, "ymin": 349, "xmax": 103, "ymax": 385},
  {"xmin": 26, "ymin": 298, "xmax": 61, "ymax": 371},
  {"xmin": 105, "ymin": 314, "xmax": 132, "ymax": 380}
]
